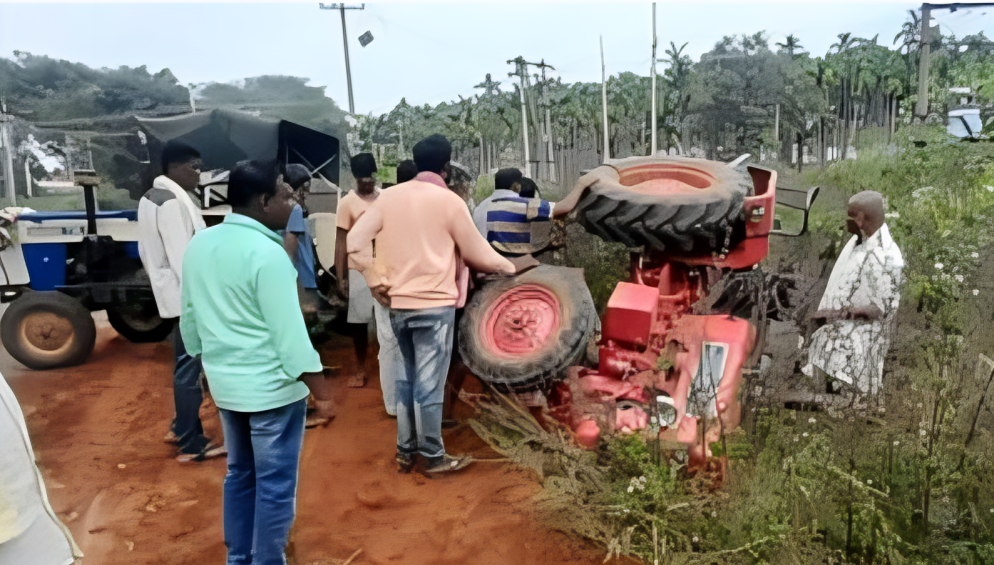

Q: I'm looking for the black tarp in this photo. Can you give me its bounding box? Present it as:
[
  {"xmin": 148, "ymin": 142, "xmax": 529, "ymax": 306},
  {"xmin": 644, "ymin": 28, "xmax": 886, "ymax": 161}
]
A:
[{"xmin": 136, "ymin": 109, "xmax": 339, "ymax": 199}]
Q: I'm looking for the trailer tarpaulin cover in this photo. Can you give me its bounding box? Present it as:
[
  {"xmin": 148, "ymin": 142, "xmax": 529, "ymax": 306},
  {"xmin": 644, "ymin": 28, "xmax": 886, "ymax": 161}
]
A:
[{"xmin": 136, "ymin": 109, "xmax": 339, "ymax": 198}]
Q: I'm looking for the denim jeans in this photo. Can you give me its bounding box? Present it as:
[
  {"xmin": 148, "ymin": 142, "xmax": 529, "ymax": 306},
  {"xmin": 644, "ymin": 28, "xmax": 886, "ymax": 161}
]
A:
[
  {"xmin": 390, "ymin": 306, "xmax": 455, "ymax": 459},
  {"xmin": 171, "ymin": 325, "xmax": 209, "ymax": 455},
  {"xmin": 373, "ymin": 301, "xmax": 402, "ymax": 417},
  {"xmin": 218, "ymin": 398, "xmax": 307, "ymax": 565}
]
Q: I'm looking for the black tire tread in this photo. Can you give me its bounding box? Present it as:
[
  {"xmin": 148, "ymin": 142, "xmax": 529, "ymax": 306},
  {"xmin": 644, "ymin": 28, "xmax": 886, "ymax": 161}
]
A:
[
  {"xmin": 1, "ymin": 291, "xmax": 97, "ymax": 370},
  {"xmin": 459, "ymin": 265, "xmax": 596, "ymax": 390},
  {"xmin": 106, "ymin": 306, "xmax": 175, "ymax": 343},
  {"xmin": 575, "ymin": 156, "xmax": 750, "ymax": 253}
]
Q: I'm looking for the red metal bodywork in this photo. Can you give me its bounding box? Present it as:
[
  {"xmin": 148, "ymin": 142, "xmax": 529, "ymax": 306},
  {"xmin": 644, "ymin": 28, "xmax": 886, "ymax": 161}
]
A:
[{"xmin": 549, "ymin": 166, "xmax": 776, "ymax": 464}]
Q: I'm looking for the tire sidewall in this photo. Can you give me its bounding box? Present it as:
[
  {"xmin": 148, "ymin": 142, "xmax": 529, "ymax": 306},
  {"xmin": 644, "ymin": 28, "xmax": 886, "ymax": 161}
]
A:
[{"xmin": 1, "ymin": 292, "xmax": 97, "ymax": 370}]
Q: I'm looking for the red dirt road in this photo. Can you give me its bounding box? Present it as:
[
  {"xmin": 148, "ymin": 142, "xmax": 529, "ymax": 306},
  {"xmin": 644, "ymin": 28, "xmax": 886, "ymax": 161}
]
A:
[{"xmin": 1, "ymin": 313, "xmax": 605, "ymax": 565}]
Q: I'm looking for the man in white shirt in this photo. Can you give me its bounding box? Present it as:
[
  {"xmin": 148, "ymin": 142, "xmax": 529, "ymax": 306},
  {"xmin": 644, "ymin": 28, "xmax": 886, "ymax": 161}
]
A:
[
  {"xmin": 0, "ymin": 373, "xmax": 80, "ymax": 565},
  {"xmin": 802, "ymin": 190, "xmax": 904, "ymax": 396},
  {"xmin": 138, "ymin": 141, "xmax": 222, "ymax": 462}
]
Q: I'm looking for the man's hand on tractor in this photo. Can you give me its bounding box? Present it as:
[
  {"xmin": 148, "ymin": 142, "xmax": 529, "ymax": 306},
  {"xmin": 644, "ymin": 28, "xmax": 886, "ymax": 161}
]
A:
[{"xmin": 508, "ymin": 254, "xmax": 540, "ymax": 274}]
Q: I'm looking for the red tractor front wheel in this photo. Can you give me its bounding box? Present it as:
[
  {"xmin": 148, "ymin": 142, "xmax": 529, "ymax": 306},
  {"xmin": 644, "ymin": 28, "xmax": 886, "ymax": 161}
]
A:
[{"xmin": 459, "ymin": 265, "xmax": 596, "ymax": 391}]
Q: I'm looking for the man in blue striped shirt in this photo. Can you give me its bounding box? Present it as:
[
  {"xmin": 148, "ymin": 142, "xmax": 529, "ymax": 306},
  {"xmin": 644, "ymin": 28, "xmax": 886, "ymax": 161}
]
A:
[{"xmin": 473, "ymin": 170, "xmax": 596, "ymax": 256}]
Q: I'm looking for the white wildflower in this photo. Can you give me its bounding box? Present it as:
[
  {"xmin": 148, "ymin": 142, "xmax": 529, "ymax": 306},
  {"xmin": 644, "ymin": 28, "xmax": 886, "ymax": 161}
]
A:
[
  {"xmin": 808, "ymin": 417, "xmax": 817, "ymax": 424},
  {"xmin": 802, "ymin": 432, "xmax": 809, "ymax": 438},
  {"xmin": 627, "ymin": 485, "xmax": 634, "ymax": 493},
  {"xmin": 623, "ymin": 508, "xmax": 630, "ymax": 513},
  {"xmin": 920, "ymin": 429, "xmax": 927, "ymax": 436},
  {"xmin": 986, "ymin": 185, "xmax": 994, "ymax": 193},
  {"xmin": 894, "ymin": 441, "xmax": 900, "ymax": 447},
  {"xmin": 693, "ymin": 536, "xmax": 699, "ymax": 543},
  {"xmin": 794, "ymin": 436, "xmax": 799, "ymax": 442},
  {"xmin": 935, "ymin": 262, "xmax": 944, "ymax": 270},
  {"xmin": 867, "ymin": 479, "xmax": 873, "ymax": 485},
  {"xmin": 974, "ymin": 289, "xmax": 980, "ymax": 296},
  {"xmin": 972, "ymin": 252, "xmax": 980, "ymax": 259},
  {"xmin": 711, "ymin": 511, "xmax": 717, "ymax": 518},
  {"xmin": 955, "ymin": 275, "xmax": 964, "ymax": 283}
]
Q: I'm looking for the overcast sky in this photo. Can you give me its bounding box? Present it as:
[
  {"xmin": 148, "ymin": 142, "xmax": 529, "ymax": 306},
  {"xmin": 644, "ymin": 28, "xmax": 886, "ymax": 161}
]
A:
[{"xmin": 1, "ymin": 1, "xmax": 991, "ymax": 116}]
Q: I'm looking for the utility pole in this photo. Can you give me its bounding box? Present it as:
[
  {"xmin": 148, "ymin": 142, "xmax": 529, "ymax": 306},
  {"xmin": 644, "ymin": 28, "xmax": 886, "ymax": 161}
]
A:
[
  {"xmin": 540, "ymin": 59, "xmax": 556, "ymax": 183},
  {"xmin": 320, "ymin": 3, "xmax": 365, "ymax": 114},
  {"xmin": 916, "ymin": 3, "xmax": 933, "ymax": 119},
  {"xmin": 650, "ymin": 3, "xmax": 658, "ymax": 157},
  {"xmin": 509, "ymin": 59, "xmax": 531, "ymax": 178},
  {"xmin": 508, "ymin": 57, "xmax": 555, "ymax": 178},
  {"xmin": 0, "ymin": 97, "xmax": 16, "ymax": 204},
  {"xmin": 600, "ymin": 36, "xmax": 610, "ymax": 162},
  {"xmin": 915, "ymin": 3, "xmax": 994, "ymax": 119}
]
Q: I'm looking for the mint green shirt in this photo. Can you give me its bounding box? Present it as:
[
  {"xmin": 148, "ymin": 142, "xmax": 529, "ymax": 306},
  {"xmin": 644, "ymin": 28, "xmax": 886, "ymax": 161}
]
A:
[{"xmin": 180, "ymin": 213, "xmax": 321, "ymax": 412}]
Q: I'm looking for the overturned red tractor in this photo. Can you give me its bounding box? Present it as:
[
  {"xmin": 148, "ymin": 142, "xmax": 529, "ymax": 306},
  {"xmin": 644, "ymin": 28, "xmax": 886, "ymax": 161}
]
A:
[{"xmin": 459, "ymin": 156, "xmax": 818, "ymax": 465}]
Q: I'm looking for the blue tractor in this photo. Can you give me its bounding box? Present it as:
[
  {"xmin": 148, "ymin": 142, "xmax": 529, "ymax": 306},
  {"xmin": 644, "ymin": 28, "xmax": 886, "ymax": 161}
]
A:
[{"xmin": 0, "ymin": 110, "xmax": 341, "ymax": 370}]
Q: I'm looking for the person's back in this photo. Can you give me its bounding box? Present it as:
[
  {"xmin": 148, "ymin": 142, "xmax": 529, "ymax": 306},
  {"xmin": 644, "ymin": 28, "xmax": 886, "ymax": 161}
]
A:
[
  {"xmin": 183, "ymin": 217, "xmax": 313, "ymax": 410},
  {"xmin": 373, "ymin": 175, "xmax": 472, "ymax": 308}
]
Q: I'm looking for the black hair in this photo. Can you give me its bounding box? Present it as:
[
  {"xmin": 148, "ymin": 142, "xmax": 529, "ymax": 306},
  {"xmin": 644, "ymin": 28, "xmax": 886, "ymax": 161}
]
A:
[
  {"xmin": 227, "ymin": 159, "xmax": 279, "ymax": 208},
  {"xmin": 396, "ymin": 160, "xmax": 417, "ymax": 184},
  {"xmin": 518, "ymin": 178, "xmax": 539, "ymax": 199},
  {"xmin": 494, "ymin": 168, "xmax": 522, "ymax": 190},
  {"xmin": 161, "ymin": 141, "xmax": 200, "ymax": 175},
  {"xmin": 412, "ymin": 134, "xmax": 451, "ymax": 174},
  {"xmin": 283, "ymin": 163, "xmax": 311, "ymax": 190},
  {"xmin": 350, "ymin": 153, "xmax": 378, "ymax": 178}
]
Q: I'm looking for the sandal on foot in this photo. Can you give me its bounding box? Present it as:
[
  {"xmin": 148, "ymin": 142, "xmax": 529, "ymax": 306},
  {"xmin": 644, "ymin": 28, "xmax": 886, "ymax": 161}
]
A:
[
  {"xmin": 164, "ymin": 430, "xmax": 180, "ymax": 444},
  {"xmin": 176, "ymin": 445, "xmax": 227, "ymax": 463},
  {"xmin": 397, "ymin": 452, "xmax": 416, "ymax": 474},
  {"xmin": 425, "ymin": 454, "xmax": 473, "ymax": 474}
]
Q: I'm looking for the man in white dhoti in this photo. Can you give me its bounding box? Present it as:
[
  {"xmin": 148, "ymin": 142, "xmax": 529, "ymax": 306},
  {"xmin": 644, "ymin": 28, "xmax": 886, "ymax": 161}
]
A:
[
  {"xmin": 802, "ymin": 191, "xmax": 904, "ymax": 396},
  {"xmin": 0, "ymin": 374, "xmax": 81, "ymax": 565}
]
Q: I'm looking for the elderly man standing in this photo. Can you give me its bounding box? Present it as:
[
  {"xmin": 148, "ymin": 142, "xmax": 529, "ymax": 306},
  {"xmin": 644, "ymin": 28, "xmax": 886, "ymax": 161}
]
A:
[
  {"xmin": 802, "ymin": 190, "xmax": 904, "ymax": 397},
  {"xmin": 347, "ymin": 135, "xmax": 528, "ymax": 474}
]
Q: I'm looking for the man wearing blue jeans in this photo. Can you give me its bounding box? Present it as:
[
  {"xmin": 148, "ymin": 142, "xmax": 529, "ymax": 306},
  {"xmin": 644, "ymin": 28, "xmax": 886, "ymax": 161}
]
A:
[
  {"xmin": 348, "ymin": 135, "xmax": 528, "ymax": 473},
  {"xmin": 181, "ymin": 160, "xmax": 335, "ymax": 564}
]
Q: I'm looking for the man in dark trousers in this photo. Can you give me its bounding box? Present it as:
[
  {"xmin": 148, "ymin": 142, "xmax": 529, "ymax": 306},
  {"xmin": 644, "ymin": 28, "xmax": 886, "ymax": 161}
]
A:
[{"xmin": 137, "ymin": 140, "xmax": 222, "ymax": 462}]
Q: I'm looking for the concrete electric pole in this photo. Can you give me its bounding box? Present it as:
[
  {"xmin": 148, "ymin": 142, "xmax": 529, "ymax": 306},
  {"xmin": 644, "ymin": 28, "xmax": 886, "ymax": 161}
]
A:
[
  {"xmin": 507, "ymin": 57, "xmax": 555, "ymax": 178},
  {"xmin": 915, "ymin": 3, "xmax": 994, "ymax": 119},
  {"xmin": 320, "ymin": 3, "xmax": 365, "ymax": 115},
  {"xmin": 601, "ymin": 36, "xmax": 610, "ymax": 162},
  {"xmin": 650, "ymin": 3, "xmax": 658, "ymax": 157}
]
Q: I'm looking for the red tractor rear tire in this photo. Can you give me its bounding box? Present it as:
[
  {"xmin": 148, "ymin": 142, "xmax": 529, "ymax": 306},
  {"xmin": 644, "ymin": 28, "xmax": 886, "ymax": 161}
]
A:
[
  {"xmin": 575, "ymin": 156, "xmax": 751, "ymax": 253},
  {"xmin": 459, "ymin": 265, "xmax": 596, "ymax": 391}
]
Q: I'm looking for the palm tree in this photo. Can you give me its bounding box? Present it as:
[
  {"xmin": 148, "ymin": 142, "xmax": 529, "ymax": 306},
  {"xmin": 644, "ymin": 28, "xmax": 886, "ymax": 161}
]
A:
[{"xmin": 776, "ymin": 34, "xmax": 805, "ymax": 57}]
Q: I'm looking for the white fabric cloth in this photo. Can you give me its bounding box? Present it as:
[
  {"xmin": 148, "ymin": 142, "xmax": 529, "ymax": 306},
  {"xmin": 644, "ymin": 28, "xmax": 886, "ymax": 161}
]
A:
[
  {"xmin": 373, "ymin": 300, "xmax": 401, "ymax": 416},
  {"xmin": 138, "ymin": 175, "xmax": 207, "ymax": 319},
  {"xmin": 0, "ymin": 374, "xmax": 80, "ymax": 564},
  {"xmin": 808, "ymin": 223, "xmax": 904, "ymax": 395},
  {"xmin": 347, "ymin": 268, "xmax": 375, "ymax": 324}
]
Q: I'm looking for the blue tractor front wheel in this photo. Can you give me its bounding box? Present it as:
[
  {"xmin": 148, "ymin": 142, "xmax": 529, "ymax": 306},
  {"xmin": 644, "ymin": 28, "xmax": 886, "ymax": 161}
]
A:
[{"xmin": 1, "ymin": 292, "xmax": 97, "ymax": 370}]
